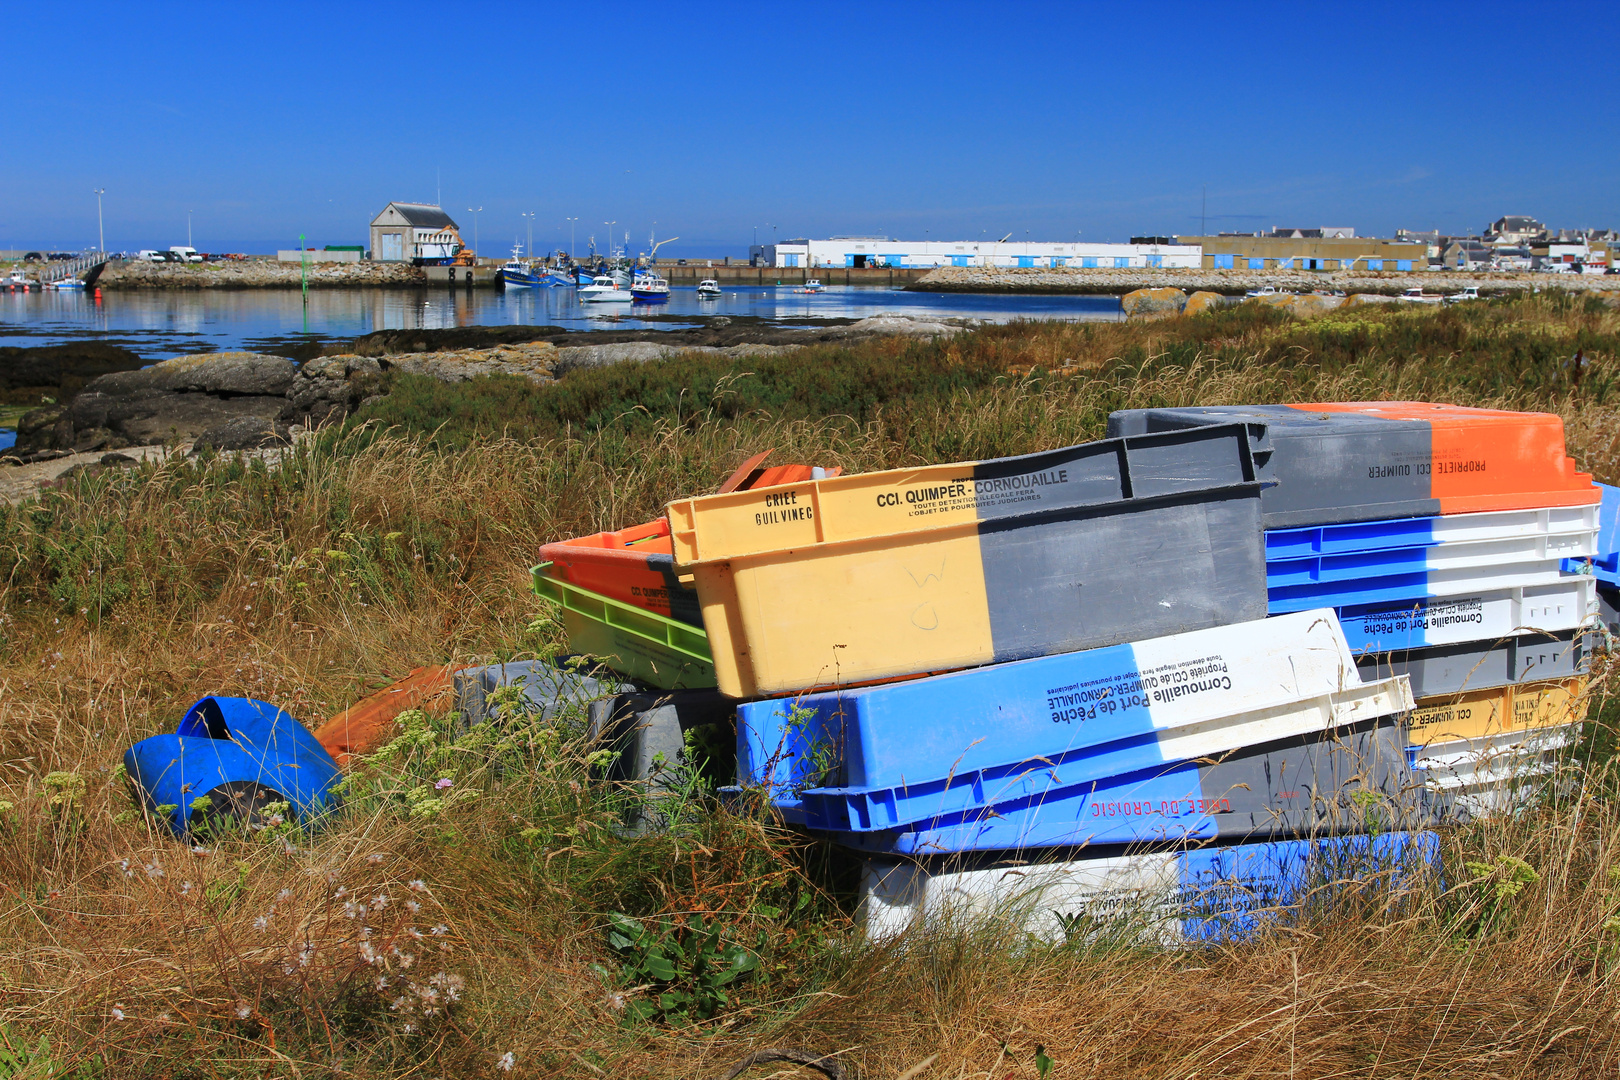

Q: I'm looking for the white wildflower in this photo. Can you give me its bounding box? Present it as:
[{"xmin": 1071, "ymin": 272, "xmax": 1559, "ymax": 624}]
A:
[
  {"xmin": 405, "ymin": 900, "xmax": 421, "ymax": 914},
  {"xmin": 252, "ymin": 914, "xmax": 270, "ymax": 931},
  {"xmin": 407, "ymin": 879, "xmax": 427, "ymax": 893},
  {"xmin": 234, "ymin": 1001, "xmax": 252, "ymax": 1019},
  {"xmin": 110, "ymin": 1006, "xmax": 125, "ymax": 1021},
  {"xmin": 366, "ymin": 853, "xmax": 383, "ymax": 865},
  {"xmin": 496, "ymin": 1051, "xmax": 516, "ymax": 1072}
]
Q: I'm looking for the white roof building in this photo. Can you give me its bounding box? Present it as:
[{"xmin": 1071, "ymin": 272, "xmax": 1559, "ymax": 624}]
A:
[{"xmin": 762, "ymin": 237, "xmax": 1203, "ymax": 270}]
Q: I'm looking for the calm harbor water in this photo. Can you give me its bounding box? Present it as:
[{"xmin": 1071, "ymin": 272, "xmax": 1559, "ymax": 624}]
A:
[{"xmin": 0, "ymin": 284, "xmax": 1123, "ymax": 360}]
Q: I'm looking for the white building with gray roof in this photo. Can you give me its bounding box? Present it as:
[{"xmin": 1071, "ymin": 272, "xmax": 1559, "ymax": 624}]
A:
[{"xmin": 369, "ymin": 202, "xmax": 462, "ymax": 262}]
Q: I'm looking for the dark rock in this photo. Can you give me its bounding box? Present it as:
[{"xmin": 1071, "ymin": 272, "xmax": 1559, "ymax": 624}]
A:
[
  {"xmin": 281, "ymin": 355, "xmax": 383, "ymax": 427},
  {"xmin": 87, "ymin": 352, "xmax": 297, "ymax": 397},
  {"xmin": 347, "ymin": 325, "xmax": 568, "ymax": 357},
  {"xmin": 12, "ymin": 404, "xmax": 73, "ymax": 454},
  {"xmin": 194, "ymin": 415, "xmax": 291, "ymax": 452},
  {"xmin": 71, "ymin": 427, "xmax": 116, "ymax": 453},
  {"xmin": 0, "ymin": 342, "xmax": 147, "ymax": 393},
  {"xmin": 100, "ymin": 452, "xmax": 138, "ymax": 466}
]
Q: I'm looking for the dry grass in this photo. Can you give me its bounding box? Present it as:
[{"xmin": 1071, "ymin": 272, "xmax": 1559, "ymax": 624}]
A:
[{"xmin": 2, "ymin": 296, "xmax": 1620, "ymax": 1077}]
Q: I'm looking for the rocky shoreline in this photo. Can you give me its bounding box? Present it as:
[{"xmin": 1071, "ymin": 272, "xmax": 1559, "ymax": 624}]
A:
[
  {"xmin": 1, "ymin": 314, "xmax": 973, "ymax": 467},
  {"xmin": 910, "ymin": 265, "xmax": 1620, "ymax": 296},
  {"xmin": 97, "ymin": 260, "xmax": 427, "ymax": 289}
]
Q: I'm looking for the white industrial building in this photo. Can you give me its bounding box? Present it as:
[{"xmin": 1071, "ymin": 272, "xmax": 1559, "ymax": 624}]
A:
[{"xmin": 760, "ymin": 236, "xmax": 1203, "ymax": 270}]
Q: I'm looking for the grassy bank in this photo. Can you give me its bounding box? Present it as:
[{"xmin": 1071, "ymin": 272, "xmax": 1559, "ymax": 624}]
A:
[{"xmin": 1, "ymin": 294, "xmax": 1619, "ymax": 1077}]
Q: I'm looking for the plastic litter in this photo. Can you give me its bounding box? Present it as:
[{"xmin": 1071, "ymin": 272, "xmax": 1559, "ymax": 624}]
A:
[{"xmin": 124, "ymin": 697, "xmax": 341, "ymax": 838}]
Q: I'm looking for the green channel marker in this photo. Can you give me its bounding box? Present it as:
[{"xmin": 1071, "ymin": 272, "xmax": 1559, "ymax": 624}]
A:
[{"xmin": 529, "ymin": 563, "xmax": 716, "ymax": 691}]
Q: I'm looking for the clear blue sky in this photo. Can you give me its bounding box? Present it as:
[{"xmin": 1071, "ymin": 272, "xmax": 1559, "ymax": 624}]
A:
[{"xmin": 3, "ymin": 2, "xmax": 1616, "ymax": 256}]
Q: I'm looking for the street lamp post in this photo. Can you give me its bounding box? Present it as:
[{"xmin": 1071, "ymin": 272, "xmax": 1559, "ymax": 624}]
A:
[
  {"xmin": 187, "ymin": 209, "xmax": 193, "ymax": 249},
  {"xmin": 467, "ymin": 207, "xmax": 482, "ymax": 259},
  {"xmin": 567, "ymin": 217, "xmax": 578, "ymax": 259},
  {"xmin": 93, "ymin": 188, "xmax": 105, "ymax": 254}
]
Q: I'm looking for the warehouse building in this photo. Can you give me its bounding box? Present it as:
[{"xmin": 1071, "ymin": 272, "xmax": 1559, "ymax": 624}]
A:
[
  {"xmin": 761, "ymin": 236, "xmax": 1203, "ymax": 270},
  {"xmin": 369, "ymin": 202, "xmax": 462, "ymax": 263},
  {"xmin": 1175, "ymin": 234, "xmax": 1429, "ymax": 272}
]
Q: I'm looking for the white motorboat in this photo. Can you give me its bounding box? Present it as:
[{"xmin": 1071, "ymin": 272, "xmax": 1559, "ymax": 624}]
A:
[
  {"xmin": 3, "ymin": 269, "xmax": 37, "ymax": 289},
  {"xmin": 578, "ymin": 275, "xmax": 632, "ymax": 302},
  {"xmin": 50, "ymin": 277, "xmax": 86, "ymax": 290},
  {"xmin": 1444, "ymin": 286, "xmax": 1481, "ymax": 304},
  {"xmin": 696, "ymin": 279, "xmax": 722, "ymax": 297},
  {"xmin": 630, "ymin": 271, "xmax": 670, "ymax": 302},
  {"xmin": 1244, "ymin": 285, "xmax": 1278, "ymax": 297}
]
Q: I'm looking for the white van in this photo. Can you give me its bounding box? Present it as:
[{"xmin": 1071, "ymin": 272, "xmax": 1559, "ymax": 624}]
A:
[
  {"xmin": 169, "ymin": 246, "xmax": 204, "ymax": 263},
  {"xmin": 136, "ymin": 250, "xmax": 166, "ymax": 262}
]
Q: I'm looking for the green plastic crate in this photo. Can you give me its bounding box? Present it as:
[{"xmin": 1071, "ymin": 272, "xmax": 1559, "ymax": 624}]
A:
[{"xmin": 529, "ymin": 563, "xmax": 717, "ymax": 691}]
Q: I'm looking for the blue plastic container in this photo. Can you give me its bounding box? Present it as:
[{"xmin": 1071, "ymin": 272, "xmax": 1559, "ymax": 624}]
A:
[
  {"xmin": 124, "ymin": 697, "xmax": 342, "ymax": 838},
  {"xmin": 1563, "ymin": 482, "xmax": 1620, "ymax": 584},
  {"xmin": 860, "ymin": 830, "xmax": 1441, "ymax": 944},
  {"xmin": 734, "ymin": 609, "xmax": 1383, "ymax": 822},
  {"xmin": 823, "ymin": 718, "xmax": 1449, "ymax": 854}
]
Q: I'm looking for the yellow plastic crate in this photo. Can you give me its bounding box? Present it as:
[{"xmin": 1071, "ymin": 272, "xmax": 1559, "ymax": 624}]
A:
[
  {"xmin": 667, "ymin": 426, "xmax": 1266, "ymax": 697},
  {"xmin": 1407, "ymin": 677, "xmax": 1588, "ymax": 746}
]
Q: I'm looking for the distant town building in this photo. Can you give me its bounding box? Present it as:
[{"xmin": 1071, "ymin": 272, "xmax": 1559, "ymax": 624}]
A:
[
  {"xmin": 1486, "ymin": 216, "xmax": 1546, "ymax": 244},
  {"xmin": 369, "ymin": 203, "xmax": 462, "ymax": 263},
  {"xmin": 1176, "ymin": 234, "xmax": 1426, "ymax": 272},
  {"xmin": 761, "ymin": 237, "xmax": 1203, "ymax": 270},
  {"xmin": 1270, "ymin": 227, "xmax": 1356, "ymax": 239},
  {"xmin": 1444, "ymin": 240, "xmax": 1495, "ymax": 270}
]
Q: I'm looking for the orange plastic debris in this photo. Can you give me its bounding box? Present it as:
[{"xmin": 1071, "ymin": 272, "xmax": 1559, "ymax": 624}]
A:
[{"xmin": 313, "ymin": 665, "xmax": 463, "ymax": 767}]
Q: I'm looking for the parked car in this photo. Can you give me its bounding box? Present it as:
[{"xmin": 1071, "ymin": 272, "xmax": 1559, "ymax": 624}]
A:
[
  {"xmin": 22, "ymin": 252, "xmax": 43, "ymax": 262},
  {"xmin": 136, "ymin": 250, "xmax": 166, "ymax": 262}
]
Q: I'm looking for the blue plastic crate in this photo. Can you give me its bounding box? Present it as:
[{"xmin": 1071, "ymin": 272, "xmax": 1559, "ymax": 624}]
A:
[
  {"xmin": 818, "ymin": 718, "xmax": 1448, "ymax": 853},
  {"xmin": 1563, "ymin": 482, "xmax": 1620, "ymax": 584},
  {"xmin": 735, "ymin": 609, "xmax": 1376, "ymax": 822},
  {"xmin": 1265, "ymin": 507, "xmax": 1594, "ymax": 615},
  {"xmin": 860, "ymin": 830, "xmax": 1441, "ymax": 944}
]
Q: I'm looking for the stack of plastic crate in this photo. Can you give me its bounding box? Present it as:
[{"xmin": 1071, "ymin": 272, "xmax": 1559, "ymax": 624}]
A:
[
  {"xmin": 525, "ymin": 404, "xmax": 1600, "ymax": 943},
  {"xmin": 1108, "ymin": 402, "xmax": 1600, "ymax": 817}
]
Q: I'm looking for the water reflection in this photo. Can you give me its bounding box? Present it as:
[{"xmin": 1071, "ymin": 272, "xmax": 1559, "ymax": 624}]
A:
[{"xmin": 0, "ymin": 283, "xmax": 1122, "ymax": 359}]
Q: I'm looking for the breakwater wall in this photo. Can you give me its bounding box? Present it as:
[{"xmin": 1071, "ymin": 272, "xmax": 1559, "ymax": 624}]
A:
[
  {"xmin": 98, "ymin": 260, "xmax": 427, "ymax": 289},
  {"xmin": 909, "ymin": 266, "xmax": 1620, "ymax": 296}
]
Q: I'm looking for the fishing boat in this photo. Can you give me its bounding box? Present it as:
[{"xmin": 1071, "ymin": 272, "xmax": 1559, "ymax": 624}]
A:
[
  {"xmin": 696, "ymin": 279, "xmax": 722, "ymax": 298},
  {"xmin": 49, "ymin": 277, "xmax": 86, "ymax": 290},
  {"xmin": 793, "ymin": 278, "xmax": 826, "ymax": 294},
  {"xmin": 630, "ymin": 271, "xmax": 670, "ymax": 302},
  {"xmin": 1399, "ymin": 286, "xmax": 1442, "ymax": 305},
  {"xmin": 3, "ymin": 269, "xmax": 36, "ymax": 289},
  {"xmin": 499, "ymin": 246, "xmax": 541, "ymax": 288},
  {"xmin": 578, "ymin": 275, "xmax": 632, "ymax": 303}
]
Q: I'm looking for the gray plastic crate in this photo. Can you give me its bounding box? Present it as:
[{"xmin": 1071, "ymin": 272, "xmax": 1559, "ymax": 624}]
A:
[
  {"xmin": 836, "ymin": 716, "xmax": 1454, "ymax": 856},
  {"xmin": 1108, "ymin": 405, "xmax": 1434, "ymax": 527},
  {"xmin": 1354, "ymin": 631, "xmax": 1585, "ymax": 698},
  {"xmin": 588, "ymin": 689, "xmax": 737, "ymax": 828},
  {"xmin": 454, "ymin": 661, "xmax": 632, "ymax": 730}
]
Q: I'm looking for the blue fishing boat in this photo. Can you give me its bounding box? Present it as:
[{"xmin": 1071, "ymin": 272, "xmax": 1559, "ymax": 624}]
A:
[{"xmin": 499, "ymin": 246, "xmax": 541, "ymax": 288}]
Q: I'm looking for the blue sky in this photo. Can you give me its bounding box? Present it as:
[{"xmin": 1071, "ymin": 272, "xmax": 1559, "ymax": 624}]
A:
[{"xmin": 2, "ymin": 2, "xmax": 1616, "ymax": 256}]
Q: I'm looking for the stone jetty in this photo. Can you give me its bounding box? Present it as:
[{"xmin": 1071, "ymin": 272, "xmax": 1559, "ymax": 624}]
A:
[{"xmin": 97, "ymin": 260, "xmax": 426, "ymax": 289}]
